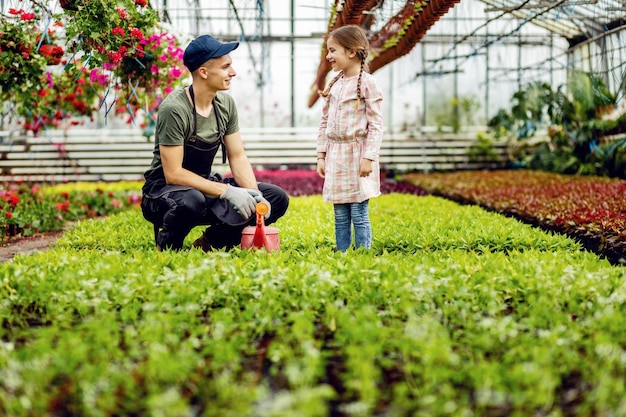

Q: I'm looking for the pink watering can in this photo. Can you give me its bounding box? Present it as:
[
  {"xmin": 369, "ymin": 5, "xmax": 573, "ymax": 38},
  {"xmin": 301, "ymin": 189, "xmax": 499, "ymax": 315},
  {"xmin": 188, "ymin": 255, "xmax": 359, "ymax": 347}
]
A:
[{"xmin": 241, "ymin": 202, "xmax": 280, "ymax": 252}]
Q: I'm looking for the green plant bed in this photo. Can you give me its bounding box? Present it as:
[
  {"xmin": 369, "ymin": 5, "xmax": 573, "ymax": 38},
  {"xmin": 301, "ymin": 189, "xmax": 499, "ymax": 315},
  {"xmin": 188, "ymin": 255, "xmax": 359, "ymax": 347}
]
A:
[{"xmin": 1, "ymin": 195, "xmax": 625, "ymax": 416}]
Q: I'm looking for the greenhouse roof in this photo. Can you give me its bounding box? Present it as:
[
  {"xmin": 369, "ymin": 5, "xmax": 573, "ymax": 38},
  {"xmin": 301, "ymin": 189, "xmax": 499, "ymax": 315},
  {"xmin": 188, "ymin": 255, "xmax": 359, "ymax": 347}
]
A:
[{"xmin": 477, "ymin": 0, "xmax": 626, "ymax": 43}]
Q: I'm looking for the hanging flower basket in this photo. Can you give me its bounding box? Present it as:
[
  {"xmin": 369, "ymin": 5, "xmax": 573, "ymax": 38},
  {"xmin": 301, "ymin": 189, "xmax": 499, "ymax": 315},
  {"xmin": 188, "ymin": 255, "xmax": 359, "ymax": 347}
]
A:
[
  {"xmin": 2, "ymin": 0, "xmax": 187, "ymax": 134},
  {"xmin": 0, "ymin": 8, "xmax": 49, "ymax": 118}
]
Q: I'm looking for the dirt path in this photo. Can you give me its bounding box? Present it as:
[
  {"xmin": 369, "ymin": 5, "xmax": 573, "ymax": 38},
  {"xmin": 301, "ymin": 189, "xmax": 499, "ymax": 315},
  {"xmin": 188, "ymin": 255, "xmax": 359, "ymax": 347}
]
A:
[{"xmin": 0, "ymin": 231, "xmax": 65, "ymax": 263}]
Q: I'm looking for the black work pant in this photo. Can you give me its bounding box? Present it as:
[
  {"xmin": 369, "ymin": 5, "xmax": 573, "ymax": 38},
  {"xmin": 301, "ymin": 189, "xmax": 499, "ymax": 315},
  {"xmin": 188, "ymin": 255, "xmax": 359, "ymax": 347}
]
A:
[{"xmin": 141, "ymin": 182, "xmax": 289, "ymax": 250}]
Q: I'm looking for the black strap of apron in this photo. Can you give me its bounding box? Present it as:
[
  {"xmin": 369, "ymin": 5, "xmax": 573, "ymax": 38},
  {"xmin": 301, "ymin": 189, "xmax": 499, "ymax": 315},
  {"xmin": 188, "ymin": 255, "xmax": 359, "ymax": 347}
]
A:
[{"xmin": 189, "ymin": 85, "xmax": 227, "ymax": 163}]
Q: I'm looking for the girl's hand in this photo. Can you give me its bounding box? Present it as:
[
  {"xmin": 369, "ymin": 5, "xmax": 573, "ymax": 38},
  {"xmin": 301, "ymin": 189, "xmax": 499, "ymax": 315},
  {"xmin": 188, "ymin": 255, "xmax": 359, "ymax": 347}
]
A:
[
  {"xmin": 317, "ymin": 159, "xmax": 326, "ymax": 178},
  {"xmin": 359, "ymin": 158, "xmax": 373, "ymax": 177}
]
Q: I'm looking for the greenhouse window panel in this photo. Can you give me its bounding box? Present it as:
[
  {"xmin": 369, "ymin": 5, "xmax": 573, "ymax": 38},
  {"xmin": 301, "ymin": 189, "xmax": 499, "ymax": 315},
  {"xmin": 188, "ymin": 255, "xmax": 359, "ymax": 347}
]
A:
[{"xmin": 479, "ymin": 0, "xmax": 626, "ymax": 40}]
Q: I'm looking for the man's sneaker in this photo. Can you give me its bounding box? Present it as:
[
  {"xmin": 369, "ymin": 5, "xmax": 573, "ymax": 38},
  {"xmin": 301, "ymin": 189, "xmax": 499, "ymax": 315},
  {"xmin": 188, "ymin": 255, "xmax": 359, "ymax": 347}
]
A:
[{"xmin": 192, "ymin": 235, "xmax": 213, "ymax": 252}]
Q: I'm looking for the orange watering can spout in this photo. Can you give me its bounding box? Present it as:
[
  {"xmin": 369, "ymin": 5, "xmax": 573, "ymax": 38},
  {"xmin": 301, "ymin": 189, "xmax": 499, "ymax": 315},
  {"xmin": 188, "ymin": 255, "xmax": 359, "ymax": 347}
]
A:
[
  {"xmin": 240, "ymin": 202, "xmax": 281, "ymax": 252},
  {"xmin": 252, "ymin": 202, "xmax": 269, "ymax": 249}
]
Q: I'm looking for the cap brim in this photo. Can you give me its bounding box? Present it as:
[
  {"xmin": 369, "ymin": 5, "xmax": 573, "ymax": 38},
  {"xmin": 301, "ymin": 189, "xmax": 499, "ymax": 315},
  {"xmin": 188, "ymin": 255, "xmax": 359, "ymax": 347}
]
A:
[{"xmin": 212, "ymin": 42, "xmax": 239, "ymax": 59}]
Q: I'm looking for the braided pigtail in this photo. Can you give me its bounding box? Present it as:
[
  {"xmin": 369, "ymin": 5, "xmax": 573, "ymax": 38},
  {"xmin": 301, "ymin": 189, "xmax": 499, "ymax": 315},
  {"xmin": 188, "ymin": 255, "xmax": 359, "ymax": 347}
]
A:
[
  {"xmin": 319, "ymin": 71, "xmax": 343, "ymax": 98},
  {"xmin": 354, "ymin": 52, "xmax": 367, "ymax": 109}
]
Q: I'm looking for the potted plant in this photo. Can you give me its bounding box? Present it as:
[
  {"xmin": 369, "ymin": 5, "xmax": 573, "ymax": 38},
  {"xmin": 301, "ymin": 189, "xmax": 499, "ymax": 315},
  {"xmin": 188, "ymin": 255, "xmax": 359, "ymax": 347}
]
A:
[{"xmin": 486, "ymin": 72, "xmax": 626, "ymax": 177}]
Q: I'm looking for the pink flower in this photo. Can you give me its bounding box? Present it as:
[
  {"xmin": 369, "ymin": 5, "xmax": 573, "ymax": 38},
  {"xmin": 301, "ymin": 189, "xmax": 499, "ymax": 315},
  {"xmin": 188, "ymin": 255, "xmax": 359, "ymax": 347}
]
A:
[
  {"xmin": 170, "ymin": 67, "xmax": 182, "ymax": 78},
  {"xmin": 116, "ymin": 8, "xmax": 128, "ymax": 19},
  {"xmin": 89, "ymin": 68, "xmax": 99, "ymax": 82}
]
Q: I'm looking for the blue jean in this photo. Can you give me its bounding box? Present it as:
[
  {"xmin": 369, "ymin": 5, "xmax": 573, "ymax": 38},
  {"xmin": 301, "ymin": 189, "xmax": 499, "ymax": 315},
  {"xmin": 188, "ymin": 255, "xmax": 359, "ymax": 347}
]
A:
[{"xmin": 333, "ymin": 200, "xmax": 371, "ymax": 252}]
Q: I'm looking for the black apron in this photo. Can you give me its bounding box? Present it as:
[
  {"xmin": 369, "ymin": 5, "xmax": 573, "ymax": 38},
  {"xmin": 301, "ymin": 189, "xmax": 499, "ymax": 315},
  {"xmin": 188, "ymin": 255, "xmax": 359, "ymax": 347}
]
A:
[{"xmin": 142, "ymin": 86, "xmax": 249, "ymax": 227}]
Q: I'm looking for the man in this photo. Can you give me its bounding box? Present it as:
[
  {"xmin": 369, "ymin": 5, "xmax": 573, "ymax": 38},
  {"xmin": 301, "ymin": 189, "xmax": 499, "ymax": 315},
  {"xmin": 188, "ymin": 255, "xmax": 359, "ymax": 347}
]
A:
[{"xmin": 141, "ymin": 34, "xmax": 289, "ymax": 251}]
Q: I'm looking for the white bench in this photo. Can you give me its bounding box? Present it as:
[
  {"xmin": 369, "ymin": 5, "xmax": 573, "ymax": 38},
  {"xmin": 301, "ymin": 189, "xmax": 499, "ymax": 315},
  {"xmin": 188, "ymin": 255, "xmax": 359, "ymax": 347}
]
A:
[{"xmin": 0, "ymin": 127, "xmax": 509, "ymax": 182}]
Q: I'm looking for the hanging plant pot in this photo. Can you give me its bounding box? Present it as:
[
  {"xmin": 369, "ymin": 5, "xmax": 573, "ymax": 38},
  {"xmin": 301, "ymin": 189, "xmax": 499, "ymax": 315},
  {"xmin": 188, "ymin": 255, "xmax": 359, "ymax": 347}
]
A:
[{"xmin": 59, "ymin": 0, "xmax": 79, "ymax": 11}]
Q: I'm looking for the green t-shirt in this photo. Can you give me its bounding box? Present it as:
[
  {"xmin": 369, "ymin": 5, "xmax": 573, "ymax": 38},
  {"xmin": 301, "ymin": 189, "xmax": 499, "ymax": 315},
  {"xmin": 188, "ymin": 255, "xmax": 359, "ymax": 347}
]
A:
[{"xmin": 144, "ymin": 88, "xmax": 239, "ymax": 179}]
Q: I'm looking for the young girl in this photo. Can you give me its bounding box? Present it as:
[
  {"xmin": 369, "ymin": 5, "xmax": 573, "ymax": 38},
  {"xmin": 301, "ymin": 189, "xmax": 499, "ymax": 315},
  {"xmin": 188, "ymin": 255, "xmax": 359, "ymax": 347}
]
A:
[{"xmin": 316, "ymin": 24, "xmax": 384, "ymax": 252}]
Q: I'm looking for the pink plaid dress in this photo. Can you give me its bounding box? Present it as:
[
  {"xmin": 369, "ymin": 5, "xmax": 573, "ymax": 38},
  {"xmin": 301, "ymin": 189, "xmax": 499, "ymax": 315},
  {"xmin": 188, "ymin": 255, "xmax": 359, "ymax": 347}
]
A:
[{"xmin": 316, "ymin": 72, "xmax": 384, "ymax": 203}]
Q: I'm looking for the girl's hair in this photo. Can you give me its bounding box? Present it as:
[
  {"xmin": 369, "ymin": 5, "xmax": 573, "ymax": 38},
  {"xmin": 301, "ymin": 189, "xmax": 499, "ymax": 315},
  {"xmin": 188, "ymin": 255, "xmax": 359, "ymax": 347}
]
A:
[{"xmin": 319, "ymin": 24, "xmax": 370, "ymax": 107}]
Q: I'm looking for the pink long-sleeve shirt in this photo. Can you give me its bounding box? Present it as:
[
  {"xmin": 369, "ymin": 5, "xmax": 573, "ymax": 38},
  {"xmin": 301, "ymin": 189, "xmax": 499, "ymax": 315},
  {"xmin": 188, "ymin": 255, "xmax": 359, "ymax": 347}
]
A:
[{"xmin": 316, "ymin": 72, "xmax": 384, "ymax": 203}]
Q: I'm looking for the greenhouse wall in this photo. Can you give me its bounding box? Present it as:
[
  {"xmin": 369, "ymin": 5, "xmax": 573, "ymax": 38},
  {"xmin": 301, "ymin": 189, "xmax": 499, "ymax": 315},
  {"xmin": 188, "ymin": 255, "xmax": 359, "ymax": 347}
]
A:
[{"xmin": 144, "ymin": 0, "xmax": 571, "ymax": 131}]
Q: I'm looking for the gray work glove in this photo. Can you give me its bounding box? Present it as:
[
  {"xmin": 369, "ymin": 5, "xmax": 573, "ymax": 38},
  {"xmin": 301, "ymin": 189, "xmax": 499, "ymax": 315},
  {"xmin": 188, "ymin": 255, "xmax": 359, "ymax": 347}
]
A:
[
  {"xmin": 220, "ymin": 185, "xmax": 257, "ymax": 220},
  {"xmin": 246, "ymin": 189, "xmax": 271, "ymax": 220}
]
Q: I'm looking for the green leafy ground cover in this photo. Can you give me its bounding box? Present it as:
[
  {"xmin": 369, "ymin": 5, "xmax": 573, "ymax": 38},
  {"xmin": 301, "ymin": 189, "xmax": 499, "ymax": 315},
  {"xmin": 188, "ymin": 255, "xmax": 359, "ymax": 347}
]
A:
[
  {"xmin": 2, "ymin": 194, "xmax": 626, "ymax": 416},
  {"xmin": 403, "ymin": 170, "xmax": 626, "ymax": 265}
]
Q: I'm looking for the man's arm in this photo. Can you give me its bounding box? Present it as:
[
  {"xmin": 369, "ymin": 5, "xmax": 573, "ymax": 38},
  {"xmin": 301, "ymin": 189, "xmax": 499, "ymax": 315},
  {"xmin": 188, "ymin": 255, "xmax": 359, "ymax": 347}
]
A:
[
  {"xmin": 161, "ymin": 142, "xmax": 259, "ymax": 219},
  {"xmin": 224, "ymin": 131, "xmax": 258, "ymax": 189},
  {"xmin": 160, "ymin": 144, "xmax": 228, "ymax": 197}
]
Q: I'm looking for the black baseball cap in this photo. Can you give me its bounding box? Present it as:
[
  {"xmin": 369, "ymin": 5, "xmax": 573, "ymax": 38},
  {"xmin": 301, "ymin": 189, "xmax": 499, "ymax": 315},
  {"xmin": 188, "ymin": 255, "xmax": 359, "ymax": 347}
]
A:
[{"xmin": 183, "ymin": 35, "xmax": 239, "ymax": 73}]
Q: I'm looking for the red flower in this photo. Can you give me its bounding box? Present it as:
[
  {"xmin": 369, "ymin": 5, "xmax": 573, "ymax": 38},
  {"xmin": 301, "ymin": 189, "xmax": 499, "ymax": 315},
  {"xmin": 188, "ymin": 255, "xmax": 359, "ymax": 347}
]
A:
[
  {"xmin": 39, "ymin": 44, "xmax": 65, "ymax": 65},
  {"xmin": 107, "ymin": 51, "xmax": 123, "ymax": 64},
  {"xmin": 135, "ymin": 0, "xmax": 147, "ymax": 7},
  {"xmin": 112, "ymin": 26, "xmax": 125, "ymax": 37},
  {"xmin": 72, "ymin": 100, "xmax": 88, "ymax": 113},
  {"xmin": 20, "ymin": 12, "xmax": 36, "ymax": 21},
  {"xmin": 4, "ymin": 212, "xmax": 12, "ymax": 219},
  {"xmin": 6, "ymin": 195, "xmax": 20, "ymax": 207},
  {"xmin": 130, "ymin": 28, "xmax": 144, "ymax": 40}
]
